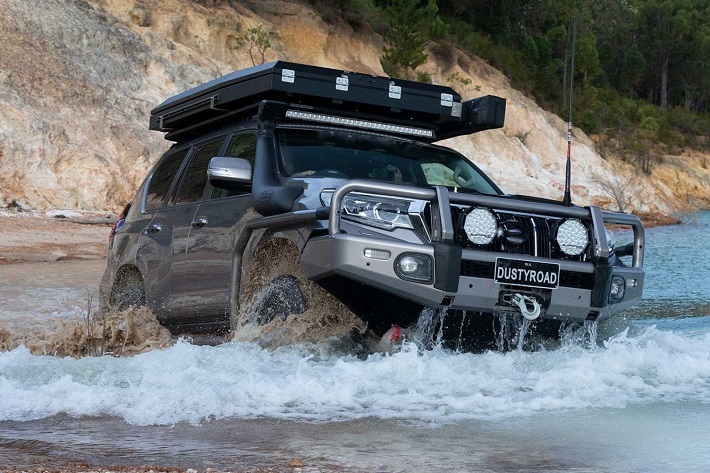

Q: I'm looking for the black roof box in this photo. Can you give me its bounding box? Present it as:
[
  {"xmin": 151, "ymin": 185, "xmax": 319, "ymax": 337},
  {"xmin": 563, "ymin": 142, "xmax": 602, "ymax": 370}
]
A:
[{"xmin": 150, "ymin": 61, "xmax": 505, "ymax": 142}]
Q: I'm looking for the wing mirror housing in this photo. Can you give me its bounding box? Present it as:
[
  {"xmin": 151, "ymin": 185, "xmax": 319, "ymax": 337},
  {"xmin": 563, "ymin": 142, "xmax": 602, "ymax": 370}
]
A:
[{"xmin": 208, "ymin": 157, "xmax": 252, "ymax": 190}]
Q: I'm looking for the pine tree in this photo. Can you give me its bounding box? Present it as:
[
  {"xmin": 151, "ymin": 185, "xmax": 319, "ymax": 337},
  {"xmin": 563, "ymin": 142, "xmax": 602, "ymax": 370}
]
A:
[{"xmin": 381, "ymin": 0, "xmax": 443, "ymax": 80}]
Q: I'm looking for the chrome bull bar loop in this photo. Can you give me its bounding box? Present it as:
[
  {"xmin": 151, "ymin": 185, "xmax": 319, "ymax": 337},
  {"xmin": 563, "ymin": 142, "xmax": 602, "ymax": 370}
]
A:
[{"xmin": 327, "ymin": 180, "xmax": 645, "ymax": 268}]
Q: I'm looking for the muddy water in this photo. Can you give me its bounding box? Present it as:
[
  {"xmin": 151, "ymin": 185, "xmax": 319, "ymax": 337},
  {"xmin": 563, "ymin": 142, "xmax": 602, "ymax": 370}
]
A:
[
  {"xmin": 0, "ymin": 213, "xmax": 709, "ymax": 472},
  {"xmin": 0, "ymin": 260, "xmax": 104, "ymax": 331},
  {"xmin": 0, "ymin": 260, "xmax": 170, "ymax": 357}
]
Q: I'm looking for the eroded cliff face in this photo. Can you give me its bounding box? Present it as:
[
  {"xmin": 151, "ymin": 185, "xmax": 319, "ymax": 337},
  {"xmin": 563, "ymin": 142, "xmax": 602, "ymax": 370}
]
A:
[{"xmin": 0, "ymin": 0, "xmax": 707, "ymax": 214}]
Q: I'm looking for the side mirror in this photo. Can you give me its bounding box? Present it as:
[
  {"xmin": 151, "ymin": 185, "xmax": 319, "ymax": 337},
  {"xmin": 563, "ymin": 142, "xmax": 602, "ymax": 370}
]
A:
[{"xmin": 208, "ymin": 157, "xmax": 252, "ymax": 190}]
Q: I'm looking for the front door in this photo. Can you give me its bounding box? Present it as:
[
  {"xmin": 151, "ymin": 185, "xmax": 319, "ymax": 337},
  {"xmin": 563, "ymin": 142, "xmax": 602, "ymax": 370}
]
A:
[{"xmin": 184, "ymin": 132, "xmax": 258, "ymax": 322}]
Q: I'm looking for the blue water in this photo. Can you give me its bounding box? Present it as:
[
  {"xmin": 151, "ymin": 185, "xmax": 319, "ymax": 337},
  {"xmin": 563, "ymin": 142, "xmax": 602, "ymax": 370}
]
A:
[{"xmin": 623, "ymin": 210, "xmax": 710, "ymax": 328}]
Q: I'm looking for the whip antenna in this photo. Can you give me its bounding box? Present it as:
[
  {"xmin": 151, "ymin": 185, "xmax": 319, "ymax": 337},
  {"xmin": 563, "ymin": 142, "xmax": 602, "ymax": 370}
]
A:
[{"xmin": 562, "ymin": 17, "xmax": 577, "ymax": 207}]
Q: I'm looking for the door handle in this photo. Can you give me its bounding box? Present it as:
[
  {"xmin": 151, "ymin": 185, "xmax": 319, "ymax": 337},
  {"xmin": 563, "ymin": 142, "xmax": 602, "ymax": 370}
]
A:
[
  {"xmin": 144, "ymin": 223, "xmax": 162, "ymax": 234},
  {"xmin": 191, "ymin": 216, "xmax": 208, "ymax": 228}
]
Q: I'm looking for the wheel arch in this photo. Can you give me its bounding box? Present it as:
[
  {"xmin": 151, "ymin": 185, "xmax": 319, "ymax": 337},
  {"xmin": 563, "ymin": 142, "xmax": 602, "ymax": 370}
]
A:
[
  {"xmin": 108, "ymin": 264, "xmax": 147, "ymax": 309},
  {"xmin": 229, "ymin": 226, "xmax": 312, "ymax": 327}
]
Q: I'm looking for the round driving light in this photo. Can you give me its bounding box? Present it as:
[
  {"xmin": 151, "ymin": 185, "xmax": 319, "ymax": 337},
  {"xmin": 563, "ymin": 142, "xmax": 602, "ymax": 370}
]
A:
[
  {"xmin": 398, "ymin": 256, "xmax": 419, "ymax": 274},
  {"xmin": 556, "ymin": 219, "xmax": 589, "ymax": 256},
  {"xmin": 463, "ymin": 208, "xmax": 498, "ymax": 245}
]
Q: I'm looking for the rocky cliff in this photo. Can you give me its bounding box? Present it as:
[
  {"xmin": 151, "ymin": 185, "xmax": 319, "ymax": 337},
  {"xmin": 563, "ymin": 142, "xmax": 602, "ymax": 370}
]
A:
[{"xmin": 1, "ymin": 0, "xmax": 707, "ymax": 216}]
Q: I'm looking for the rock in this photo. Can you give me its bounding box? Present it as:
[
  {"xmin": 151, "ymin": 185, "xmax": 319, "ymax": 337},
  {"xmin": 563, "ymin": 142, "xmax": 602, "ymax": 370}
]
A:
[
  {"xmin": 0, "ymin": 0, "xmax": 706, "ymax": 216},
  {"xmin": 129, "ymin": 2, "xmax": 152, "ymax": 27},
  {"xmin": 287, "ymin": 458, "xmax": 305, "ymax": 468}
]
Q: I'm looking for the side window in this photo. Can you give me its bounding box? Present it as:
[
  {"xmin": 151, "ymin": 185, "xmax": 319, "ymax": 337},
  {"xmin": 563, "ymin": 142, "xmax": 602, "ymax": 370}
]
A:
[
  {"xmin": 174, "ymin": 139, "xmax": 225, "ymax": 206},
  {"xmin": 211, "ymin": 133, "xmax": 257, "ymax": 199},
  {"xmin": 145, "ymin": 148, "xmax": 189, "ymax": 211}
]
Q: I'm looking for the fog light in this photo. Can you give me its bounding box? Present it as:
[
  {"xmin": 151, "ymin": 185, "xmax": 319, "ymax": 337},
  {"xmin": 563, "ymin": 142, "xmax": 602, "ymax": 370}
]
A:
[
  {"xmin": 394, "ymin": 253, "xmax": 433, "ymax": 283},
  {"xmin": 610, "ymin": 275, "xmax": 625, "ymax": 302},
  {"xmin": 364, "ymin": 248, "xmax": 391, "ymax": 260},
  {"xmin": 399, "ymin": 256, "xmax": 419, "ymax": 273}
]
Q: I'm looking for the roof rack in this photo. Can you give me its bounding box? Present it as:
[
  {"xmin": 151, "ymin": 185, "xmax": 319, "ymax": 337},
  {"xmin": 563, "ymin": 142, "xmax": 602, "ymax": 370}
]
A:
[{"xmin": 150, "ymin": 61, "xmax": 505, "ymax": 142}]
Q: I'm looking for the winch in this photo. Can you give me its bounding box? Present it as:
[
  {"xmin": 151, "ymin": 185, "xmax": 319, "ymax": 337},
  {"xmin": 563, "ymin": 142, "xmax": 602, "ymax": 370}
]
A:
[{"xmin": 511, "ymin": 293, "xmax": 542, "ymax": 321}]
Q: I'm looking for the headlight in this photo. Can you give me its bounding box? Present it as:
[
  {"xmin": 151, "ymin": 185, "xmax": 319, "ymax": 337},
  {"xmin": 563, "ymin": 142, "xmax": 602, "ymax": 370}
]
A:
[
  {"xmin": 556, "ymin": 219, "xmax": 589, "ymax": 256},
  {"xmin": 463, "ymin": 207, "xmax": 498, "ymax": 245},
  {"xmin": 341, "ymin": 193, "xmax": 415, "ymax": 231}
]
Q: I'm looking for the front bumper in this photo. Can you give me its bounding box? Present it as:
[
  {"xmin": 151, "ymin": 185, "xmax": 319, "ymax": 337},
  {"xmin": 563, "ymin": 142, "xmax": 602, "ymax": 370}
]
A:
[
  {"xmin": 300, "ymin": 180, "xmax": 645, "ymax": 324},
  {"xmin": 301, "ymin": 233, "xmax": 644, "ymax": 323}
]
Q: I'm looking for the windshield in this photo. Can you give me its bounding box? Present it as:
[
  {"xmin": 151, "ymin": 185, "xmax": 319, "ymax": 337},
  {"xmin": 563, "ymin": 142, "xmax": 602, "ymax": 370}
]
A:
[{"xmin": 276, "ymin": 127, "xmax": 500, "ymax": 195}]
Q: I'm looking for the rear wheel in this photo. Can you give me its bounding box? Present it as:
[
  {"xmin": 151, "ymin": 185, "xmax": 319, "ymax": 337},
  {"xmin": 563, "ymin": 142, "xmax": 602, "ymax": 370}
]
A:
[{"xmin": 109, "ymin": 267, "xmax": 146, "ymax": 311}]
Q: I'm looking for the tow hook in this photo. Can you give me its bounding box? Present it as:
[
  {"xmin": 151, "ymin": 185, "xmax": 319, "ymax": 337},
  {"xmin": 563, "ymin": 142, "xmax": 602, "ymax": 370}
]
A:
[{"xmin": 512, "ymin": 294, "xmax": 541, "ymax": 321}]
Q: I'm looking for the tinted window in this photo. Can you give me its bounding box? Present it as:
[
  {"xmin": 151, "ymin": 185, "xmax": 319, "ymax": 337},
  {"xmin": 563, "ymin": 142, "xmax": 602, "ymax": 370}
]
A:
[
  {"xmin": 174, "ymin": 139, "xmax": 224, "ymax": 205},
  {"xmin": 211, "ymin": 133, "xmax": 257, "ymax": 199},
  {"xmin": 226, "ymin": 133, "xmax": 256, "ymax": 164},
  {"xmin": 145, "ymin": 148, "xmax": 189, "ymax": 211}
]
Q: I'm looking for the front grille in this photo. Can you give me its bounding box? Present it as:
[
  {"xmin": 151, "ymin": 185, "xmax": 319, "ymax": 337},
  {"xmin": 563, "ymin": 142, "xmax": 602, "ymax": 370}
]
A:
[
  {"xmin": 559, "ymin": 270, "xmax": 595, "ymax": 290},
  {"xmin": 460, "ymin": 260, "xmax": 495, "ymax": 278},
  {"xmin": 451, "ymin": 206, "xmax": 592, "ymax": 262}
]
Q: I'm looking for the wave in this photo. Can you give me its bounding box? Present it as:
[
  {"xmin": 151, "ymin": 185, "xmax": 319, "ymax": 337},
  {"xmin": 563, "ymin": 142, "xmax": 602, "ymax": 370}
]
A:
[{"xmin": 0, "ymin": 324, "xmax": 708, "ymax": 426}]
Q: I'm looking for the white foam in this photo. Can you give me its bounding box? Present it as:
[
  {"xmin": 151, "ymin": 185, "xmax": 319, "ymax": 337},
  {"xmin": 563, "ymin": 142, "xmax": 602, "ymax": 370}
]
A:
[{"xmin": 0, "ymin": 326, "xmax": 708, "ymax": 426}]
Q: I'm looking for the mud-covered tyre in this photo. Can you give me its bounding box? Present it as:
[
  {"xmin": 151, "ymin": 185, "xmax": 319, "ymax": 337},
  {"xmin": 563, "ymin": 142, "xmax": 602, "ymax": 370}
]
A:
[
  {"xmin": 248, "ymin": 274, "xmax": 306, "ymax": 325},
  {"xmin": 233, "ymin": 238, "xmax": 363, "ymax": 346}
]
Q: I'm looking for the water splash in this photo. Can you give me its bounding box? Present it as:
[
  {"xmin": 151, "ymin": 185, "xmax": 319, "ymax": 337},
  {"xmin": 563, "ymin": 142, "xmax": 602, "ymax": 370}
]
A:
[
  {"xmin": 0, "ymin": 306, "xmax": 170, "ymax": 358},
  {"xmin": 0, "ymin": 324, "xmax": 708, "ymax": 426},
  {"xmin": 456, "ymin": 311, "xmax": 468, "ymax": 352},
  {"xmin": 411, "ymin": 306, "xmax": 448, "ymax": 349},
  {"xmin": 559, "ymin": 320, "xmax": 599, "ymax": 349},
  {"xmin": 232, "ymin": 239, "xmax": 363, "ymax": 348},
  {"xmin": 492, "ymin": 311, "xmax": 534, "ymax": 351}
]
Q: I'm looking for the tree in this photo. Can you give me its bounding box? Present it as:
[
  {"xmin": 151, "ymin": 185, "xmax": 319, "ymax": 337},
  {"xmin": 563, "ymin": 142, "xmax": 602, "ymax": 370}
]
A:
[
  {"xmin": 618, "ymin": 44, "xmax": 647, "ymax": 99},
  {"xmin": 574, "ymin": 34, "xmax": 602, "ymax": 89},
  {"xmin": 638, "ymin": 0, "xmax": 693, "ymax": 108},
  {"xmin": 234, "ymin": 25, "xmax": 272, "ymax": 66},
  {"xmin": 637, "ymin": 116, "xmax": 660, "ymax": 174},
  {"xmin": 381, "ymin": 0, "xmax": 443, "ymax": 79},
  {"xmin": 675, "ymin": 2, "xmax": 710, "ymax": 111},
  {"xmin": 592, "ymin": 174, "xmax": 638, "ymax": 212}
]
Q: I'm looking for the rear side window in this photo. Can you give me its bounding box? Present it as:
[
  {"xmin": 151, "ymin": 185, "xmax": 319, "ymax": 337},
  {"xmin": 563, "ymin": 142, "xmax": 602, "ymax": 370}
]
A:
[
  {"xmin": 145, "ymin": 148, "xmax": 189, "ymax": 211},
  {"xmin": 174, "ymin": 139, "xmax": 225, "ymax": 205}
]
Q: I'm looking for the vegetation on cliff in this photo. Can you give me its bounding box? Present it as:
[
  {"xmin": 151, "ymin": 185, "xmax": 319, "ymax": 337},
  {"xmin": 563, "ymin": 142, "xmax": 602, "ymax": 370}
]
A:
[{"xmin": 306, "ymin": 0, "xmax": 709, "ymax": 175}]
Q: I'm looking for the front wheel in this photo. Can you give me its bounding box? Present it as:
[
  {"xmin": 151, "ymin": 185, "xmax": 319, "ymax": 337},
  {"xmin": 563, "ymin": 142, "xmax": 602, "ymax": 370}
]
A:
[
  {"xmin": 233, "ymin": 239, "xmax": 363, "ymax": 347},
  {"xmin": 247, "ymin": 274, "xmax": 306, "ymax": 326}
]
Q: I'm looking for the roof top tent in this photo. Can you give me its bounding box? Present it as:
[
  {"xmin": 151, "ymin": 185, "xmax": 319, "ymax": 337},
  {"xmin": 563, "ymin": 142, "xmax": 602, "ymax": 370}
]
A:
[{"xmin": 150, "ymin": 61, "xmax": 506, "ymax": 142}]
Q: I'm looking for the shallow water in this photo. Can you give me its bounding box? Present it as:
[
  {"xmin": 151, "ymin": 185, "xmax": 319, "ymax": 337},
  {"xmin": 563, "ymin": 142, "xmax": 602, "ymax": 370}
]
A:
[
  {"xmin": 0, "ymin": 212, "xmax": 709, "ymax": 471},
  {"xmin": 0, "ymin": 260, "xmax": 104, "ymax": 330}
]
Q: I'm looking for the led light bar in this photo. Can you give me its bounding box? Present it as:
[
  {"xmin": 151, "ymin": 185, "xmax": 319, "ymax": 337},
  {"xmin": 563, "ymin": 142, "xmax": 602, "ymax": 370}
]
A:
[{"xmin": 285, "ymin": 110, "xmax": 435, "ymax": 138}]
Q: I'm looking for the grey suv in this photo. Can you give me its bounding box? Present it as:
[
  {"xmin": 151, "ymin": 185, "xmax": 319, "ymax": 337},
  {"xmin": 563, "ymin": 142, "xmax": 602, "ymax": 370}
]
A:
[{"xmin": 100, "ymin": 62, "xmax": 645, "ymax": 346}]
